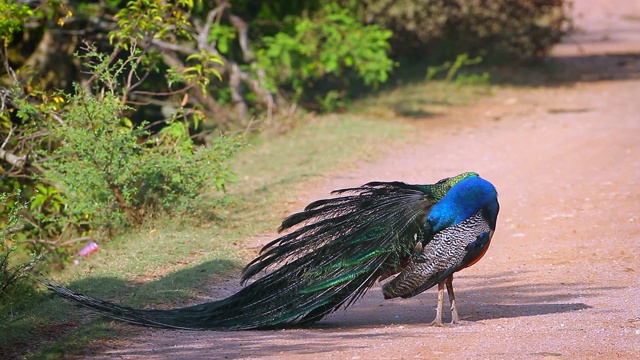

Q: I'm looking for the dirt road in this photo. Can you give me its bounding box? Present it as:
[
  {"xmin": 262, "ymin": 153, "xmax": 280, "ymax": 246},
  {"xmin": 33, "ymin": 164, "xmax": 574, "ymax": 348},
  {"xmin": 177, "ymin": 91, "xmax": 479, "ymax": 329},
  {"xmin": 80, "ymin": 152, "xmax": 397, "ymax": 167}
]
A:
[{"xmin": 89, "ymin": 1, "xmax": 640, "ymax": 359}]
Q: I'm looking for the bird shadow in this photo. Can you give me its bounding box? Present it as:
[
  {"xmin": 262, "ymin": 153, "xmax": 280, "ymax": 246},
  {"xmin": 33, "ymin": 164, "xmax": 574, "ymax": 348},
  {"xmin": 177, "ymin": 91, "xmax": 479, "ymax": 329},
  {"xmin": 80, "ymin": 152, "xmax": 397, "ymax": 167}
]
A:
[{"xmin": 315, "ymin": 269, "xmax": 597, "ymax": 328}]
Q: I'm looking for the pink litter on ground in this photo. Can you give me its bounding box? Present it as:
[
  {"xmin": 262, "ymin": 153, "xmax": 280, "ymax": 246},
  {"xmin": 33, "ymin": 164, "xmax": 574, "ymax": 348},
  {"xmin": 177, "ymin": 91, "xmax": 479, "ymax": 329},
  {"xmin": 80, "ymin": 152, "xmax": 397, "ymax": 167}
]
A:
[{"xmin": 77, "ymin": 241, "xmax": 99, "ymax": 258}]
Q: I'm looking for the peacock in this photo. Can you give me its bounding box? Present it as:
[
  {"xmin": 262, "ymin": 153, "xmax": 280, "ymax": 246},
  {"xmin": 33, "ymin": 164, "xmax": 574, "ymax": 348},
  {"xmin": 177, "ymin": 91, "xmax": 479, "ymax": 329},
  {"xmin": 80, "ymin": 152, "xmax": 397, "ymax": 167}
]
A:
[{"xmin": 44, "ymin": 171, "xmax": 499, "ymax": 330}]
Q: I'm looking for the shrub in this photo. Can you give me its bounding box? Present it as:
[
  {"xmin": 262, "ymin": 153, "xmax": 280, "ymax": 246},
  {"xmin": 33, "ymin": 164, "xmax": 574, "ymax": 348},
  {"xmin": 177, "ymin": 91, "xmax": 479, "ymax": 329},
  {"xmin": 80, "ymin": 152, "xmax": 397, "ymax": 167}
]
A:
[
  {"xmin": 361, "ymin": 0, "xmax": 572, "ymax": 61},
  {"xmin": 43, "ymin": 86, "xmax": 244, "ymax": 232},
  {"xmin": 0, "ymin": 193, "xmax": 44, "ymax": 299},
  {"xmin": 256, "ymin": 3, "xmax": 395, "ymax": 110},
  {"xmin": 1, "ymin": 42, "xmax": 244, "ymax": 259}
]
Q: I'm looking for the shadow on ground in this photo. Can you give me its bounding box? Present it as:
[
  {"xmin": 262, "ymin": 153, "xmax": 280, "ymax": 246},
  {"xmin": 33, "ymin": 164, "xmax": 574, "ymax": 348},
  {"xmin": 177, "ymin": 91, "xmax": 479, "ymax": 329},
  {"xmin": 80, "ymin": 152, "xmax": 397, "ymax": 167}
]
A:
[
  {"xmin": 55, "ymin": 258, "xmax": 242, "ymax": 309},
  {"xmin": 55, "ymin": 268, "xmax": 600, "ymax": 359}
]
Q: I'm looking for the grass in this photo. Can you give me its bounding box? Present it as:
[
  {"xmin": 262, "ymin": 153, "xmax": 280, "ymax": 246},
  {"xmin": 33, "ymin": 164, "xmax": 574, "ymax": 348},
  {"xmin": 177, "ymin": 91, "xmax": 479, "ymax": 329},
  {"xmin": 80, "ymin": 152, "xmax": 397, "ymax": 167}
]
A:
[{"xmin": 0, "ymin": 77, "xmax": 493, "ymax": 358}]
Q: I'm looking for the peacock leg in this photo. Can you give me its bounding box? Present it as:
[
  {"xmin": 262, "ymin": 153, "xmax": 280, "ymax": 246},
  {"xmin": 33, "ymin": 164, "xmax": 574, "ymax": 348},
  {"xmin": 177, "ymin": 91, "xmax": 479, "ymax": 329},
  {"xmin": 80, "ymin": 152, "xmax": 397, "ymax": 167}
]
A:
[
  {"xmin": 445, "ymin": 275, "xmax": 459, "ymax": 324},
  {"xmin": 428, "ymin": 280, "xmax": 446, "ymax": 326}
]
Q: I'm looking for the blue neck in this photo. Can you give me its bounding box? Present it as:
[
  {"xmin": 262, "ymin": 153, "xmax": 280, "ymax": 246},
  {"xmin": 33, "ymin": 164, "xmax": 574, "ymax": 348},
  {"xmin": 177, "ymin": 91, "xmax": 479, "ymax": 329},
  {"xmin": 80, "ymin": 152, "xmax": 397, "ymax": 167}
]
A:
[{"xmin": 426, "ymin": 176, "xmax": 498, "ymax": 232}]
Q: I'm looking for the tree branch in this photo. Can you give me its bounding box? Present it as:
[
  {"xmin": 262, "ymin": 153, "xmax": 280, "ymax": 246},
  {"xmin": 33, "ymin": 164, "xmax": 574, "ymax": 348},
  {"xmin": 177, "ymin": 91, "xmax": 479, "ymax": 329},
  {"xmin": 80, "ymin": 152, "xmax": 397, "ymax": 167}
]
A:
[
  {"xmin": 0, "ymin": 148, "xmax": 26, "ymax": 169},
  {"xmin": 196, "ymin": 2, "xmax": 229, "ymax": 51},
  {"xmin": 227, "ymin": 14, "xmax": 253, "ymax": 62},
  {"xmin": 0, "ymin": 148, "xmax": 44, "ymax": 176}
]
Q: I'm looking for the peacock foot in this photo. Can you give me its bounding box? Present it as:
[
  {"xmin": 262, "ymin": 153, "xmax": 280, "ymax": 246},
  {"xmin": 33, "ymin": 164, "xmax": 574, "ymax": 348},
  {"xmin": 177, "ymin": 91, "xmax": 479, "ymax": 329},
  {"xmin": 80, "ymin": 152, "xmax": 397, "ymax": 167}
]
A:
[
  {"xmin": 427, "ymin": 318, "xmax": 463, "ymax": 327},
  {"xmin": 427, "ymin": 319, "xmax": 446, "ymax": 327}
]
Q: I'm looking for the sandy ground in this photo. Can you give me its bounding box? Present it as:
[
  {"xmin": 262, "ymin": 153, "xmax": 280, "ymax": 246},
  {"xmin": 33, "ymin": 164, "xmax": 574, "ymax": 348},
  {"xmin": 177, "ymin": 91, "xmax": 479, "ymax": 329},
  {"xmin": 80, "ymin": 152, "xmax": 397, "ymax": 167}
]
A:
[{"xmin": 79, "ymin": 1, "xmax": 640, "ymax": 359}]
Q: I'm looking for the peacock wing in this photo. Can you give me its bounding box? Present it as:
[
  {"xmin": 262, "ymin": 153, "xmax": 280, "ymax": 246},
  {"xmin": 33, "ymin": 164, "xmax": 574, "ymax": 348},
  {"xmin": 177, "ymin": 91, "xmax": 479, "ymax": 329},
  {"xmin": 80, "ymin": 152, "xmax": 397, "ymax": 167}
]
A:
[{"xmin": 381, "ymin": 211, "xmax": 493, "ymax": 299}]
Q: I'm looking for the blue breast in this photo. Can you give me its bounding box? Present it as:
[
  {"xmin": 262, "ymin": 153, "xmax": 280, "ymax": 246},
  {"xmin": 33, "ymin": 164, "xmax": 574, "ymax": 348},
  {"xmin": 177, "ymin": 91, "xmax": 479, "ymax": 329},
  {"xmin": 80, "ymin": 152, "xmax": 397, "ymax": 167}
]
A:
[{"xmin": 425, "ymin": 176, "xmax": 498, "ymax": 233}]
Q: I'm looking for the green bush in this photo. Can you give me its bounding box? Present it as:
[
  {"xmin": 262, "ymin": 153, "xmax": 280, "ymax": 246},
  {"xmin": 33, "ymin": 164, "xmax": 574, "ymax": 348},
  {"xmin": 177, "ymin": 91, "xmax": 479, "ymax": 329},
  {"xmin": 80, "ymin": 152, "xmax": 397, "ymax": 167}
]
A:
[
  {"xmin": 43, "ymin": 87, "xmax": 244, "ymax": 232},
  {"xmin": 257, "ymin": 3, "xmax": 395, "ymax": 110},
  {"xmin": 0, "ymin": 193, "xmax": 44, "ymax": 299},
  {"xmin": 1, "ymin": 41, "xmax": 244, "ymax": 259}
]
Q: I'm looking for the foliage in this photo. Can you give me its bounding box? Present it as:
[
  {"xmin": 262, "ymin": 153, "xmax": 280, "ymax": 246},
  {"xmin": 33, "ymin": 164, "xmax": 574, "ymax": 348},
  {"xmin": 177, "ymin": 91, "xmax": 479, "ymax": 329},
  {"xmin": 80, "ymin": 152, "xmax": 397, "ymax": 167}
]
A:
[
  {"xmin": 111, "ymin": 0, "xmax": 193, "ymax": 45},
  {"xmin": 1, "ymin": 14, "xmax": 243, "ymax": 260},
  {"xmin": 0, "ymin": 192, "xmax": 44, "ymax": 299},
  {"xmin": 43, "ymin": 87, "xmax": 243, "ymax": 231},
  {"xmin": 0, "ymin": 1, "xmax": 33, "ymax": 46},
  {"xmin": 2, "ymin": 0, "xmax": 396, "ymax": 129},
  {"xmin": 0, "ymin": 0, "xmax": 73, "ymax": 48},
  {"xmin": 360, "ymin": 0, "xmax": 572, "ymax": 61},
  {"xmin": 2, "ymin": 0, "xmax": 572, "ymax": 132},
  {"xmin": 257, "ymin": 3, "xmax": 395, "ymax": 108}
]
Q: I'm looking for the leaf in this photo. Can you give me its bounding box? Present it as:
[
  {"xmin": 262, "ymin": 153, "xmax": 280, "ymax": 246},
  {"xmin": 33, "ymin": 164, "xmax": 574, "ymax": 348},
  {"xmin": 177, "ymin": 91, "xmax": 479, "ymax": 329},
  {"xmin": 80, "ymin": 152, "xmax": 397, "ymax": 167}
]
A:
[
  {"xmin": 186, "ymin": 53, "xmax": 202, "ymax": 62},
  {"xmin": 218, "ymin": 39, "xmax": 228, "ymax": 54},
  {"xmin": 121, "ymin": 117, "xmax": 133, "ymax": 128},
  {"xmin": 30, "ymin": 195, "xmax": 46, "ymax": 210}
]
